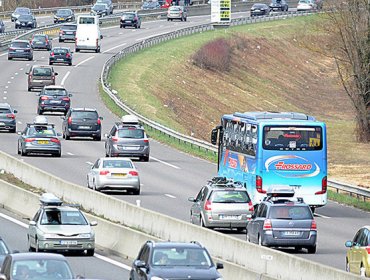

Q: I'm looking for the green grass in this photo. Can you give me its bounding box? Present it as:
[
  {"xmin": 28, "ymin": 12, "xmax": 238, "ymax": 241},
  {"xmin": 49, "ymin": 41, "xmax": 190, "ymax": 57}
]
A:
[{"xmin": 328, "ymin": 189, "xmax": 370, "ymax": 212}]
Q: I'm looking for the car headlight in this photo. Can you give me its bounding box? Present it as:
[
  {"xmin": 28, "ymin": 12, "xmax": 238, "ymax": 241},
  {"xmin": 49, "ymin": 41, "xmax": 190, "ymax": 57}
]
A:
[
  {"xmin": 78, "ymin": 233, "xmax": 92, "ymax": 238},
  {"xmin": 43, "ymin": 233, "xmax": 60, "ymax": 239},
  {"xmin": 28, "ymin": 21, "xmax": 33, "ymax": 24},
  {"xmin": 151, "ymin": 277, "xmax": 164, "ymax": 280}
]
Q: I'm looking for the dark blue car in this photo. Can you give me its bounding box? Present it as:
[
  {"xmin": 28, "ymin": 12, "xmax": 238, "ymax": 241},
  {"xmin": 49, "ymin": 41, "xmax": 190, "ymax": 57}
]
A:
[{"xmin": 8, "ymin": 40, "xmax": 33, "ymax": 61}]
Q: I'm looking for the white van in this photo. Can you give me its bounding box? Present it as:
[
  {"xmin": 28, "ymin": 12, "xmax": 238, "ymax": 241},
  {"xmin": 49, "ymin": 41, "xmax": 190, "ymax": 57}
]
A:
[{"xmin": 75, "ymin": 15, "xmax": 102, "ymax": 53}]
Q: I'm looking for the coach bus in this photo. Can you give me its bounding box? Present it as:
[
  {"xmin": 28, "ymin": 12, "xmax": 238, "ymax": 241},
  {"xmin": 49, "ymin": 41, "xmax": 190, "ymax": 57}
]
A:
[{"xmin": 211, "ymin": 111, "xmax": 327, "ymax": 211}]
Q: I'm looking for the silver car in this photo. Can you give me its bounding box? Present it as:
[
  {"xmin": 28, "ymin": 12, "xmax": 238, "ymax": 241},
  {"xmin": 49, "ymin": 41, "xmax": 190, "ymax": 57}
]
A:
[
  {"xmin": 167, "ymin": 6, "xmax": 187, "ymax": 21},
  {"xmin": 87, "ymin": 157, "xmax": 141, "ymax": 194},
  {"xmin": 27, "ymin": 193, "xmax": 97, "ymax": 256},
  {"xmin": 188, "ymin": 177, "xmax": 254, "ymax": 231},
  {"xmin": 0, "ymin": 103, "xmax": 17, "ymax": 133}
]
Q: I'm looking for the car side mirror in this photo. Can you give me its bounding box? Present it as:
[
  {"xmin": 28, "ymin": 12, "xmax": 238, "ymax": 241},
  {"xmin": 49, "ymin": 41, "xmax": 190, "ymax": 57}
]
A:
[
  {"xmin": 345, "ymin": 241, "xmax": 353, "ymax": 248},
  {"xmin": 29, "ymin": 221, "xmax": 36, "ymax": 226},
  {"xmin": 100, "ymin": 35, "xmax": 103, "ymax": 39},
  {"xmin": 25, "ymin": 71, "xmax": 29, "ymax": 75},
  {"xmin": 13, "ymin": 110, "xmax": 18, "ymax": 114},
  {"xmin": 216, "ymin": 262, "xmax": 224, "ymax": 269},
  {"xmin": 188, "ymin": 197, "xmax": 196, "ymax": 202},
  {"xmin": 69, "ymin": 94, "xmax": 73, "ymax": 97},
  {"xmin": 17, "ymin": 131, "xmax": 22, "ymax": 135},
  {"xmin": 104, "ymin": 133, "xmax": 109, "ymax": 138},
  {"xmin": 57, "ymin": 132, "xmax": 62, "ymax": 137},
  {"xmin": 55, "ymin": 73, "xmax": 59, "ymax": 76},
  {"xmin": 134, "ymin": 260, "xmax": 146, "ymax": 268},
  {"xmin": 90, "ymin": 221, "xmax": 98, "ymax": 226},
  {"xmin": 99, "ymin": 116, "xmax": 103, "ymax": 120}
]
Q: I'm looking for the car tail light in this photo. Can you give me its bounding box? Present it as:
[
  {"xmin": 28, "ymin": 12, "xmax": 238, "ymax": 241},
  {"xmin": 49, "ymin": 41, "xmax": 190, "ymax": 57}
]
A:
[
  {"xmin": 366, "ymin": 246, "xmax": 370, "ymax": 254},
  {"xmin": 50, "ymin": 138, "xmax": 60, "ymax": 144},
  {"xmin": 248, "ymin": 201, "xmax": 254, "ymax": 212},
  {"xmin": 134, "ymin": 16, "xmax": 138, "ymax": 20},
  {"xmin": 112, "ymin": 136, "xmax": 118, "ymax": 142},
  {"xmin": 41, "ymin": 96, "xmax": 49, "ymax": 100},
  {"xmin": 25, "ymin": 138, "xmax": 35, "ymax": 142},
  {"xmin": 310, "ymin": 220, "xmax": 317, "ymax": 231},
  {"xmin": 62, "ymin": 97, "xmax": 70, "ymax": 101},
  {"xmin": 6, "ymin": 113, "xmax": 15, "ymax": 119},
  {"xmin": 45, "ymin": 39, "xmax": 49, "ymax": 44},
  {"xmin": 263, "ymin": 219, "xmax": 272, "ymax": 230},
  {"xmin": 96, "ymin": 39, "xmax": 99, "ymax": 48},
  {"xmin": 256, "ymin": 175, "xmax": 266, "ymax": 194},
  {"xmin": 315, "ymin": 176, "xmax": 327, "ymax": 195},
  {"xmin": 66, "ymin": 53, "xmax": 71, "ymax": 58},
  {"xmin": 129, "ymin": 171, "xmax": 139, "ymax": 176},
  {"xmin": 143, "ymin": 139, "xmax": 149, "ymax": 143},
  {"xmin": 204, "ymin": 200, "xmax": 212, "ymax": 211},
  {"xmin": 9, "ymin": 48, "xmax": 15, "ymax": 51},
  {"xmin": 59, "ymin": 30, "xmax": 65, "ymax": 35},
  {"xmin": 68, "ymin": 117, "xmax": 72, "ymax": 124},
  {"xmin": 50, "ymin": 52, "xmax": 54, "ymax": 57},
  {"xmin": 99, "ymin": 170, "xmax": 109, "ymax": 175},
  {"xmin": 97, "ymin": 119, "xmax": 101, "ymax": 125}
]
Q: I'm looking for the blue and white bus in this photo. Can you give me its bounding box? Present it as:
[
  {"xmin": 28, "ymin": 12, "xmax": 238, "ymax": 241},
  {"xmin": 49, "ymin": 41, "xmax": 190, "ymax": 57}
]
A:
[{"xmin": 211, "ymin": 112, "xmax": 327, "ymax": 210}]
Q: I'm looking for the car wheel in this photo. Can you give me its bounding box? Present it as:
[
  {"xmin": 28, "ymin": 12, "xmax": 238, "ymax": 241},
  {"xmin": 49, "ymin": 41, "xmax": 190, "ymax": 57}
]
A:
[
  {"xmin": 307, "ymin": 245, "xmax": 316, "ymax": 254},
  {"xmin": 69, "ymin": 62, "xmax": 72, "ymax": 66},
  {"xmin": 132, "ymin": 188, "xmax": 140, "ymax": 195},
  {"xmin": 9, "ymin": 127, "xmax": 16, "ymax": 133},
  {"xmin": 200, "ymin": 216, "xmax": 207, "ymax": 228},
  {"xmin": 21, "ymin": 147, "xmax": 27, "ymax": 156},
  {"xmin": 94, "ymin": 135, "xmax": 101, "ymax": 141},
  {"xmin": 8, "ymin": 56, "xmax": 11, "ymax": 60},
  {"xmin": 246, "ymin": 231, "xmax": 251, "ymax": 242},
  {"xmin": 184, "ymin": 17, "xmax": 187, "ymax": 21},
  {"xmin": 49, "ymin": 61, "xmax": 53, "ymax": 65},
  {"xmin": 258, "ymin": 235, "xmax": 262, "ymax": 246},
  {"xmin": 54, "ymin": 151, "xmax": 61, "ymax": 157},
  {"xmin": 294, "ymin": 246, "xmax": 303, "ymax": 252},
  {"xmin": 75, "ymin": 48, "xmax": 80, "ymax": 52},
  {"xmin": 35, "ymin": 238, "xmax": 40, "ymax": 252},
  {"xmin": 345, "ymin": 259, "xmax": 350, "ymax": 272},
  {"xmin": 59, "ymin": 38, "xmax": 63, "ymax": 43},
  {"xmin": 141, "ymin": 155, "xmax": 149, "ymax": 162},
  {"xmin": 28, "ymin": 57, "xmax": 33, "ymax": 61},
  {"xmin": 28, "ymin": 236, "xmax": 35, "ymax": 252},
  {"xmin": 87, "ymin": 177, "xmax": 91, "ymax": 188},
  {"xmin": 17, "ymin": 143, "xmax": 21, "ymax": 155},
  {"xmin": 37, "ymin": 108, "xmax": 43, "ymax": 115},
  {"xmin": 86, "ymin": 249, "xmax": 95, "ymax": 256},
  {"xmin": 167, "ymin": 18, "xmax": 170, "ymax": 21},
  {"xmin": 65, "ymin": 133, "xmax": 70, "ymax": 140}
]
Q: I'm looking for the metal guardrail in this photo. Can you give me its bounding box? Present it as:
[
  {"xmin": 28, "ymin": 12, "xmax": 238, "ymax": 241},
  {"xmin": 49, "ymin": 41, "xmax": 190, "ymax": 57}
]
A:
[{"xmin": 328, "ymin": 180, "xmax": 370, "ymax": 202}]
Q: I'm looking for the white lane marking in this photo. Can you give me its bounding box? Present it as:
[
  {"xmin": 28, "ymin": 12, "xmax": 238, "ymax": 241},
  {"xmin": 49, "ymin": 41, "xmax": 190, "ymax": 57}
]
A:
[
  {"xmin": 103, "ymin": 43, "xmax": 127, "ymax": 54},
  {"xmin": 41, "ymin": 57, "xmax": 45, "ymax": 59},
  {"xmin": 314, "ymin": 213, "xmax": 330, "ymax": 219},
  {"xmin": 3, "ymin": 97, "xmax": 7, "ymax": 100},
  {"xmin": 164, "ymin": 194, "xmax": 176, "ymax": 199},
  {"xmin": 67, "ymin": 152, "xmax": 74, "ymax": 156},
  {"xmin": 26, "ymin": 64, "xmax": 30, "ymax": 66},
  {"xmin": 5, "ymin": 86, "xmax": 8, "ymax": 89},
  {"xmin": 3, "ymin": 91, "xmax": 7, "ymax": 94},
  {"xmin": 7, "ymin": 81, "xmax": 11, "ymax": 84},
  {"xmin": 150, "ymin": 156, "xmax": 180, "ymax": 169},
  {"xmin": 15, "ymin": 73, "xmax": 18, "ymax": 75},
  {"xmin": 20, "ymin": 68, "xmax": 24, "ymax": 71},
  {"xmin": 94, "ymin": 254, "xmax": 131, "ymax": 270},
  {"xmin": 0, "ymin": 53, "xmax": 7, "ymax": 57},
  {"xmin": 61, "ymin": 71, "xmax": 71, "ymax": 86},
  {"xmin": 74, "ymin": 56, "xmax": 94, "ymax": 67},
  {"xmin": 11, "ymin": 76, "xmax": 14, "ymax": 79},
  {"xmin": 86, "ymin": 161, "xmax": 94, "ymax": 165},
  {"xmin": 0, "ymin": 213, "xmax": 28, "ymax": 229},
  {"xmin": 18, "ymin": 121, "xmax": 22, "ymax": 124}
]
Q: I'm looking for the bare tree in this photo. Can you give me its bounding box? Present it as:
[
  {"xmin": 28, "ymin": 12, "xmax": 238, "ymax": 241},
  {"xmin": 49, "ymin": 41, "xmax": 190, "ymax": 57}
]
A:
[{"xmin": 324, "ymin": 0, "xmax": 370, "ymax": 142}]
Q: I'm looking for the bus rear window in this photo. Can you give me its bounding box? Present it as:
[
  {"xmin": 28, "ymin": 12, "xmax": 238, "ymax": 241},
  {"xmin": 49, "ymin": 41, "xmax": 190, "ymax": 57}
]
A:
[{"xmin": 263, "ymin": 126, "xmax": 322, "ymax": 151}]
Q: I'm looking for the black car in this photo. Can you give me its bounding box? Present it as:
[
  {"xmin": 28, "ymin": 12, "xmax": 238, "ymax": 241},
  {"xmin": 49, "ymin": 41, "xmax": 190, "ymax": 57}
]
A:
[
  {"xmin": 49, "ymin": 47, "xmax": 73, "ymax": 66},
  {"xmin": 37, "ymin": 85, "xmax": 72, "ymax": 115},
  {"xmin": 246, "ymin": 188, "xmax": 317, "ymax": 253},
  {"xmin": 91, "ymin": 3, "xmax": 110, "ymax": 17},
  {"xmin": 96, "ymin": 0, "xmax": 114, "ymax": 14},
  {"xmin": 30, "ymin": 34, "xmax": 52, "ymax": 51},
  {"xmin": 11, "ymin": 7, "xmax": 32, "ymax": 22},
  {"xmin": 269, "ymin": 0, "xmax": 289, "ymax": 11},
  {"xmin": 0, "ymin": 103, "xmax": 18, "ymax": 133},
  {"xmin": 54, "ymin": 8, "xmax": 75, "ymax": 23},
  {"xmin": 251, "ymin": 3, "xmax": 271, "ymax": 16},
  {"xmin": 15, "ymin": 14, "xmax": 37, "ymax": 29},
  {"xmin": 0, "ymin": 20, "xmax": 5, "ymax": 33},
  {"xmin": 8, "ymin": 40, "xmax": 33, "ymax": 61},
  {"xmin": 120, "ymin": 12, "xmax": 141, "ymax": 28},
  {"xmin": 62, "ymin": 108, "xmax": 103, "ymax": 141},
  {"xmin": 58, "ymin": 24, "xmax": 77, "ymax": 42},
  {"xmin": 129, "ymin": 240, "xmax": 224, "ymax": 280}
]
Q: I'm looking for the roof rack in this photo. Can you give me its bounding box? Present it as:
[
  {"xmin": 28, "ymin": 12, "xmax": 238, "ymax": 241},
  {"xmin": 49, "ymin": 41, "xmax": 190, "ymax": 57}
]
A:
[
  {"xmin": 233, "ymin": 112, "xmax": 315, "ymax": 121},
  {"xmin": 190, "ymin": 241, "xmax": 203, "ymax": 247},
  {"xmin": 206, "ymin": 176, "xmax": 243, "ymax": 188},
  {"xmin": 264, "ymin": 187, "xmax": 305, "ymax": 203},
  {"xmin": 39, "ymin": 193, "xmax": 63, "ymax": 207}
]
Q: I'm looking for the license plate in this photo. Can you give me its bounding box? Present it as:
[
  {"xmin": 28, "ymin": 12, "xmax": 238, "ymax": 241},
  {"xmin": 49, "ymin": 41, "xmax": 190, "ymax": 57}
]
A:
[
  {"xmin": 60, "ymin": 240, "xmax": 77, "ymax": 245},
  {"xmin": 16, "ymin": 50, "xmax": 24, "ymax": 52},
  {"xmin": 66, "ymin": 32, "xmax": 73, "ymax": 34},
  {"xmin": 37, "ymin": 140, "xmax": 49, "ymax": 144},
  {"xmin": 112, "ymin": 173, "xmax": 126, "ymax": 177},
  {"xmin": 36, "ymin": 41, "xmax": 43, "ymax": 44},
  {"xmin": 60, "ymin": 18, "xmax": 65, "ymax": 20},
  {"xmin": 283, "ymin": 231, "xmax": 301, "ymax": 236},
  {"xmin": 50, "ymin": 100, "xmax": 61, "ymax": 104},
  {"xmin": 79, "ymin": 126, "xmax": 91, "ymax": 129},
  {"xmin": 57, "ymin": 59, "xmax": 64, "ymax": 61},
  {"xmin": 219, "ymin": 215, "xmax": 241, "ymax": 220},
  {"xmin": 123, "ymin": 146, "xmax": 140, "ymax": 150},
  {"xmin": 124, "ymin": 20, "xmax": 132, "ymax": 22},
  {"xmin": 255, "ymin": 9, "xmax": 260, "ymax": 12}
]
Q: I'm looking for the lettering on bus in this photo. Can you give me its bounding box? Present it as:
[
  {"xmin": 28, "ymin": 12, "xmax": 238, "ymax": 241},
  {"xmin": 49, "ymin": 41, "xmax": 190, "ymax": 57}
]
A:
[{"xmin": 274, "ymin": 161, "xmax": 312, "ymax": 171}]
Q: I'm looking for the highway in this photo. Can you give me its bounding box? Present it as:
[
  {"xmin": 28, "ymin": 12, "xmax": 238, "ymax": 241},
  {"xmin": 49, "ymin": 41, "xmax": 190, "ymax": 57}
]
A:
[{"xmin": 0, "ymin": 9, "xmax": 368, "ymax": 276}]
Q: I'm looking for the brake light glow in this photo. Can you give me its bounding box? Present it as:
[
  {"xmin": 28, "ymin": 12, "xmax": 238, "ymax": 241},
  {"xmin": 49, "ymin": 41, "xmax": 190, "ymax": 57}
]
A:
[
  {"xmin": 112, "ymin": 136, "xmax": 118, "ymax": 142},
  {"xmin": 41, "ymin": 96, "xmax": 49, "ymax": 100},
  {"xmin": 366, "ymin": 246, "xmax": 370, "ymax": 254},
  {"xmin": 248, "ymin": 201, "xmax": 254, "ymax": 212},
  {"xmin": 97, "ymin": 119, "xmax": 101, "ymax": 125},
  {"xmin": 263, "ymin": 219, "xmax": 272, "ymax": 230},
  {"xmin": 50, "ymin": 52, "xmax": 54, "ymax": 57},
  {"xmin": 99, "ymin": 170, "xmax": 109, "ymax": 175},
  {"xmin": 143, "ymin": 139, "xmax": 149, "ymax": 143},
  {"xmin": 50, "ymin": 138, "xmax": 60, "ymax": 144},
  {"xmin": 310, "ymin": 220, "xmax": 317, "ymax": 230},
  {"xmin": 204, "ymin": 200, "xmax": 212, "ymax": 211},
  {"xmin": 256, "ymin": 175, "xmax": 266, "ymax": 194},
  {"xmin": 25, "ymin": 138, "xmax": 35, "ymax": 142},
  {"xmin": 6, "ymin": 114, "xmax": 15, "ymax": 119},
  {"xmin": 129, "ymin": 171, "xmax": 139, "ymax": 176},
  {"xmin": 67, "ymin": 117, "xmax": 72, "ymax": 125},
  {"xmin": 315, "ymin": 176, "xmax": 327, "ymax": 195},
  {"xmin": 66, "ymin": 53, "xmax": 70, "ymax": 58},
  {"xmin": 62, "ymin": 97, "xmax": 70, "ymax": 101}
]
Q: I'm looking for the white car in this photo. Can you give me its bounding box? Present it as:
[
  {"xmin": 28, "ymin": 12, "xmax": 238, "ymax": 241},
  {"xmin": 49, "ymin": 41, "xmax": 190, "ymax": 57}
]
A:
[
  {"xmin": 297, "ymin": 0, "xmax": 317, "ymax": 11},
  {"xmin": 87, "ymin": 157, "xmax": 141, "ymax": 194}
]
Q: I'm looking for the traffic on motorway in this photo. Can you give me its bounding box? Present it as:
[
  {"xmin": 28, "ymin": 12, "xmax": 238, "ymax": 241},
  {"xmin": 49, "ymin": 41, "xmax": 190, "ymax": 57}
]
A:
[{"xmin": 0, "ymin": 0, "xmax": 369, "ymax": 279}]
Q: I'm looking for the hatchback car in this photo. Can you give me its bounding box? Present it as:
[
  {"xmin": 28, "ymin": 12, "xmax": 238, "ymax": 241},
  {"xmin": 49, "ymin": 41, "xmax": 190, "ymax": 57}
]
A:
[
  {"xmin": 15, "ymin": 14, "xmax": 37, "ymax": 29},
  {"xmin": 246, "ymin": 188, "xmax": 317, "ymax": 253},
  {"xmin": 0, "ymin": 103, "xmax": 18, "ymax": 133},
  {"xmin": 49, "ymin": 47, "xmax": 73, "ymax": 66},
  {"xmin": 8, "ymin": 40, "xmax": 33, "ymax": 61},
  {"xmin": 0, "ymin": 252, "xmax": 74, "ymax": 280},
  {"xmin": 0, "ymin": 20, "xmax": 5, "ymax": 33},
  {"xmin": 189, "ymin": 177, "xmax": 254, "ymax": 231},
  {"xmin": 141, "ymin": 1, "xmax": 161, "ymax": 9},
  {"xmin": 96, "ymin": 0, "xmax": 114, "ymax": 14},
  {"xmin": 0, "ymin": 236, "xmax": 11, "ymax": 268},
  {"xmin": 54, "ymin": 8, "xmax": 75, "ymax": 23},
  {"xmin": 91, "ymin": 3, "xmax": 110, "ymax": 17},
  {"xmin": 30, "ymin": 34, "xmax": 52, "ymax": 51},
  {"xmin": 62, "ymin": 108, "xmax": 103, "ymax": 140},
  {"xmin": 345, "ymin": 225, "xmax": 370, "ymax": 277},
  {"xmin": 27, "ymin": 193, "xmax": 97, "ymax": 255},
  {"xmin": 11, "ymin": 7, "xmax": 31, "ymax": 22},
  {"xmin": 297, "ymin": 0, "xmax": 317, "ymax": 11},
  {"xmin": 37, "ymin": 85, "xmax": 72, "ymax": 115},
  {"xmin": 130, "ymin": 240, "xmax": 223, "ymax": 280},
  {"xmin": 251, "ymin": 3, "xmax": 270, "ymax": 16},
  {"xmin": 120, "ymin": 12, "xmax": 141, "ymax": 28},
  {"xmin": 59, "ymin": 24, "xmax": 77, "ymax": 42},
  {"xmin": 17, "ymin": 116, "xmax": 62, "ymax": 157},
  {"xmin": 26, "ymin": 65, "xmax": 58, "ymax": 92},
  {"xmin": 269, "ymin": 0, "xmax": 288, "ymax": 11},
  {"xmin": 87, "ymin": 157, "xmax": 140, "ymax": 194},
  {"xmin": 167, "ymin": 6, "xmax": 187, "ymax": 21},
  {"xmin": 105, "ymin": 115, "xmax": 150, "ymax": 161}
]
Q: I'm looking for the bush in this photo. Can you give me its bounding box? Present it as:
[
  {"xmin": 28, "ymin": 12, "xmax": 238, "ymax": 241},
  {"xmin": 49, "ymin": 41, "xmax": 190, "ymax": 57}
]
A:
[{"xmin": 192, "ymin": 38, "xmax": 232, "ymax": 72}]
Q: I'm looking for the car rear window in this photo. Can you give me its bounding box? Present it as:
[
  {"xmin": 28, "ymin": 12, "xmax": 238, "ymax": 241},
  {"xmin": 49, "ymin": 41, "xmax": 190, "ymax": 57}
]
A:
[
  {"xmin": 61, "ymin": 25, "xmax": 77, "ymax": 30},
  {"xmin": 117, "ymin": 128, "xmax": 144, "ymax": 139},
  {"xmin": 53, "ymin": 48, "xmax": 68, "ymax": 54},
  {"xmin": 57, "ymin": 9, "xmax": 71, "ymax": 15},
  {"xmin": 269, "ymin": 206, "xmax": 312, "ymax": 220},
  {"xmin": 33, "ymin": 35, "xmax": 46, "ymax": 41},
  {"xmin": 170, "ymin": 7, "xmax": 181, "ymax": 11},
  {"xmin": 11, "ymin": 42, "xmax": 30, "ymax": 48},
  {"xmin": 0, "ymin": 108, "xmax": 11, "ymax": 114},
  {"xmin": 102, "ymin": 160, "xmax": 133, "ymax": 168},
  {"xmin": 71, "ymin": 111, "xmax": 98, "ymax": 119},
  {"xmin": 43, "ymin": 89, "xmax": 67, "ymax": 96},
  {"xmin": 210, "ymin": 190, "xmax": 251, "ymax": 203},
  {"xmin": 32, "ymin": 68, "xmax": 52, "ymax": 76},
  {"xmin": 123, "ymin": 13, "xmax": 135, "ymax": 19},
  {"xmin": 28, "ymin": 125, "xmax": 56, "ymax": 137}
]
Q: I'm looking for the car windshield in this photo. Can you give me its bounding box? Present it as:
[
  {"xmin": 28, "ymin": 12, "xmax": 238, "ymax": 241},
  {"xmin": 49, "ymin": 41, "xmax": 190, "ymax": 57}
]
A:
[
  {"xmin": 0, "ymin": 240, "xmax": 10, "ymax": 255},
  {"xmin": 0, "ymin": 108, "xmax": 11, "ymax": 114},
  {"xmin": 61, "ymin": 25, "xmax": 77, "ymax": 30},
  {"xmin": 18, "ymin": 15, "xmax": 33, "ymax": 21},
  {"xmin": 102, "ymin": 160, "xmax": 133, "ymax": 169},
  {"xmin": 151, "ymin": 248, "xmax": 212, "ymax": 267},
  {"xmin": 11, "ymin": 259, "xmax": 73, "ymax": 280},
  {"xmin": 40, "ymin": 209, "xmax": 88, "ymax": 225},
  {"xmin": 57, "ymin": 9, "xmax": 71, "ymax": 15},
  {"xmin": 71, "ymin": 111, "xmax": 98, "ymax": 120},
  {"xmin": 269, "ymin": 206, "xmax": 312, "ymax": 220},
  {"xmin": 32, "ymin": 68, "xmax": 52, "ymax": 77},
  {"xmin": 43, "ymin": 89, "xmax": 67, "ymax": 96},
  {"xmin": 10, "ymin": 42, "xmax": 30, "ymax": 48},
  {"xmin": 210, "ymin": 190, "xmax": 250, "ymax": 203},
  {"xmin": 94, "ymin": 4, "xmax": 107, "ymax": 9},
  {"xmin": 53, "ymin": 48, "xmax": 69, "ymax": 54},
  {"xmin": 27, "ymin": 125, "xmax": 56, "ymax": 137},
  {"xmin": 15, "ymin": 8, "xmax": 30, "ymax": 14},
  {"xmin": 117, "ymin": 128, "xmax": 144, "ymax": 139},
  {"xmin": 253, "ymin": 4, "xmax": 265, "ymax": 8}
]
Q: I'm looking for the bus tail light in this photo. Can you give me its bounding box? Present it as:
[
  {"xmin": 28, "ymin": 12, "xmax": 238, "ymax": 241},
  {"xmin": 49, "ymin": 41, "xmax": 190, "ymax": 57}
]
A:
[
  {"xmin": 263, "ymin": 219, "xmax": 272, "ymax": 230},
  {"xmin": 256, "ymin": 176, "xmax": 266, "ymax": 194},
  {"xmin": 315, "ymin": 176, "xmax": 327, "ymax": 195}
]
